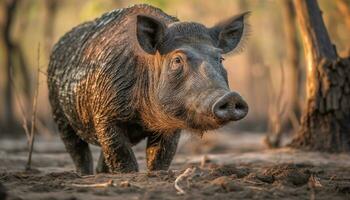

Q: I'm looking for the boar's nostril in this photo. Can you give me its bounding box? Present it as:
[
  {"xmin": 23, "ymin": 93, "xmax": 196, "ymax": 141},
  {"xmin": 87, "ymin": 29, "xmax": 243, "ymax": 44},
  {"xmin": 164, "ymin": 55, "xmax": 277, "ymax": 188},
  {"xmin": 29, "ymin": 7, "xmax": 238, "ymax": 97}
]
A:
[
  {"xmin": 235, "ymin": 101, "xmax": 245, "ymax": 110},
  {"xmin": 219, "ymin": 102, "xmax": 229, "ymax": 110},
  {"xmin": 212, "ymin": 92, "xmax": 248, "ymax": 122}
]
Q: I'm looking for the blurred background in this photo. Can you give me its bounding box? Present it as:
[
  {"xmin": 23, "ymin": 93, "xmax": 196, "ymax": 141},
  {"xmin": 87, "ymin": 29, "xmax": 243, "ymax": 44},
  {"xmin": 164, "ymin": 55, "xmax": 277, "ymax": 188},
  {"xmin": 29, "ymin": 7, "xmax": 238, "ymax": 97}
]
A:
[{"xmin": 0, "ymin": 0, "xmax": 349, "ymax": 143}]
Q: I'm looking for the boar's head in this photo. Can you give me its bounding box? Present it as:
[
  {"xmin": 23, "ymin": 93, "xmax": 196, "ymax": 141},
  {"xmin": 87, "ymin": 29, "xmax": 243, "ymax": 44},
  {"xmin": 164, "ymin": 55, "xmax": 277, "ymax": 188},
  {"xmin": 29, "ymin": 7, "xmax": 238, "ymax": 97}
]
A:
[{"xmin": 136, "ymin": 12, "xmax": 249, "ymax": 133}]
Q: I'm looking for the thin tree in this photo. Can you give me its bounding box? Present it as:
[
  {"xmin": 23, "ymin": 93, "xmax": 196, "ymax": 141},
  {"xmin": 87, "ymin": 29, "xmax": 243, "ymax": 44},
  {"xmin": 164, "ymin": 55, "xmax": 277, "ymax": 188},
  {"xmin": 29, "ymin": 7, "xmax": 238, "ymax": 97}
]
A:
[
  {"xmin": 2, "ymin": 0, "xmax": 17, "ymax": 127},
  {"xmin": 1, "ymin": 0, "xmax": 31, "ymax": 128},
  {"xmin": 281, "ymin": 0, "xmax": 302, "ymax": 119},
  {"xmin": 264, "ymin": 0, "xmax": 303, "ymax": 148},
  {"xmin": 290, "ymin": 0, "xmax": 350, "ymax": 152}
]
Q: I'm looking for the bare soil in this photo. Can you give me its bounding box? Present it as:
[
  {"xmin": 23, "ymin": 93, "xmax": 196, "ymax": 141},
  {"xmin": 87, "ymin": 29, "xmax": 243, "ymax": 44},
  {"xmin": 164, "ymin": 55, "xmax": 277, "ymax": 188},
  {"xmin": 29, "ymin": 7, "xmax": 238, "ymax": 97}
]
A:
[{"xmin": 1, "ymin": 132, "xmax": 350, "ymax": 200}]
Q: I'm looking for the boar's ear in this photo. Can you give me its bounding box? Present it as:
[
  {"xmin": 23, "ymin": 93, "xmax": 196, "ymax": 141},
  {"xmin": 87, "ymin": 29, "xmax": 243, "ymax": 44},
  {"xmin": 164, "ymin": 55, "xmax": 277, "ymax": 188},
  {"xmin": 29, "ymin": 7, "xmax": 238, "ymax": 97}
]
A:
[
  {"xmin": 209, "ymin": 12, "xmax": 250, "ymax": 54},
  {"xmin": 137, "ymin": 15, "xmax": 166, "ymax": 54}
]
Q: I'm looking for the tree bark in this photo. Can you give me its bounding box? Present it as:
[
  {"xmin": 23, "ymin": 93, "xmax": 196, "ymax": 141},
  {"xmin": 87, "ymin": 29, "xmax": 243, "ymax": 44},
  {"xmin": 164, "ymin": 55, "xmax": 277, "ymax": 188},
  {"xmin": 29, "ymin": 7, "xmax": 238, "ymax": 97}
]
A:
[{"xmin": 290, "ymin": 0, "xmax": 350, "ymax": 152}]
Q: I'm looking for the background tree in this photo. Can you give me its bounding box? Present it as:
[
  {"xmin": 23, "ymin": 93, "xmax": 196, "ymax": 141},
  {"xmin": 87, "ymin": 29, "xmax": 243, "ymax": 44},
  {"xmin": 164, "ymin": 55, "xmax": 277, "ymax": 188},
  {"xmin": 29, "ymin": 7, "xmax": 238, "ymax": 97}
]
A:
[
  {"xmin": 1, "ymin": 0, "xmax": 31, "ymax": 129},
  {"xmin": 282, "ymin": 0, "xmax": 302, "ymax": 119},
  {"xmin": 290, "ymin": 0, "xmax": 350, "ymax": 152},
  {"xmin": 2, "ymin": 0, "xmax": 17, "ymax": 127},
  {"xmin": 264, "ymin": 0, "xmax": 302, "ymax": 148}
]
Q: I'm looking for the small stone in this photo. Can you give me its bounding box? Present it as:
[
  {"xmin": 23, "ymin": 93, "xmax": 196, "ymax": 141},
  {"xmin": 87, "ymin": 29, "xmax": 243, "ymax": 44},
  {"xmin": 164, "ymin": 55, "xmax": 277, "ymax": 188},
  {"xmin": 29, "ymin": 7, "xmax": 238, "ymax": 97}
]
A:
[
  {"xmin": 210, "ymin": 176, "xmax": 243, "ymax": 192},
  {"xmin": 210, "ymin": 176, "xmax": 231, "ymax": 186},
  {"xmin": 257, "ymin": 174, "xmax": 275, "ymax": 184}
]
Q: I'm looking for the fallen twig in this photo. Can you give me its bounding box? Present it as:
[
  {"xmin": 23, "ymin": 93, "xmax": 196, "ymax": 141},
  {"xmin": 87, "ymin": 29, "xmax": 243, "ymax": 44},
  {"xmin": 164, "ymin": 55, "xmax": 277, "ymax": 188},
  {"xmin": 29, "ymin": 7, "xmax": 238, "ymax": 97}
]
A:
[
  {"xmin": 174, "ymin": 167, "xmax": 197, "ymax": 195},
  {"xmin": 246, "ymin": 186, "xmax": 266, "ymax": 191},
  {"xmin": 71, "ymin": 180, "xmax": 116, "ymax": 188},
  {"xmin": 70, "ymin": 180, "xmax": 134, "ymax": 188},
  {"xmin": 243, "ymin": 179, "xmax": 265, "ymax": 186}
]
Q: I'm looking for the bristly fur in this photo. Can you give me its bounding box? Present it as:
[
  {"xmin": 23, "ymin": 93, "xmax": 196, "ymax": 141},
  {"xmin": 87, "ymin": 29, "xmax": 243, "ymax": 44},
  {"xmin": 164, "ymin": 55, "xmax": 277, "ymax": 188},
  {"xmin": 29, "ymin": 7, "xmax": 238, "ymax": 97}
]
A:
[{"xmin": 48, "ymin": 4, "xmax": 180, "ymax": 144}]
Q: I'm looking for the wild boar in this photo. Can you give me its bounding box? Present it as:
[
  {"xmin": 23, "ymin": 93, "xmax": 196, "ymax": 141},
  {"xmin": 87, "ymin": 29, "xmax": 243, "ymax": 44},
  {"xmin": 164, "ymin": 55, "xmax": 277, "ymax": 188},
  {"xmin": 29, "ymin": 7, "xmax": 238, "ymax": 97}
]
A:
[{"xmin": 47, "ymin": 4, "xmax": 249, "ymax": 174}]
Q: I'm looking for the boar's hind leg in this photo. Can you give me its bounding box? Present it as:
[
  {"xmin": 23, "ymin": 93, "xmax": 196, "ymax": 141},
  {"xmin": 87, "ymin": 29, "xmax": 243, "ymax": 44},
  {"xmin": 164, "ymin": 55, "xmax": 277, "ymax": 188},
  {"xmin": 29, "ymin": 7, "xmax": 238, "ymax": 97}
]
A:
[
  {"xmin": 96, "ymin": 124, "xmax": 138, "ymax": 173},
  {"xmin": 146, "ymin": 131, "xmax": 180, "ymax": 171},
  {"xmin": 58, "ymin": 122, "xmax": 93, "ymax": 175},
  {"xmin": 96, "ymin": 151, "xmax": 109, "ymax": 173}
]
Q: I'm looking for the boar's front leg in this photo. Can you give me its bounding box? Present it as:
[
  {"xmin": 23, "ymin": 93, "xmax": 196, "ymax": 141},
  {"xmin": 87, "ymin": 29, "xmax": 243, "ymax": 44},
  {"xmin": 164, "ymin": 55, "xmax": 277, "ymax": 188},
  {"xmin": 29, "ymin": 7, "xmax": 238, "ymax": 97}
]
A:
[
  {"xmin": 146, "ymin": 130, "xmax": 180, "ymax": 171},
  {"xmin": 59, "ymin": 122, "xmax": 93, "ymax": 175},
  {"xmin": 96, "ymin": 123, "xmax": 138, "ymax": 173},
  {"xmin": 96, "ymin": 151, "xmax": 109, "ymax": 173}
]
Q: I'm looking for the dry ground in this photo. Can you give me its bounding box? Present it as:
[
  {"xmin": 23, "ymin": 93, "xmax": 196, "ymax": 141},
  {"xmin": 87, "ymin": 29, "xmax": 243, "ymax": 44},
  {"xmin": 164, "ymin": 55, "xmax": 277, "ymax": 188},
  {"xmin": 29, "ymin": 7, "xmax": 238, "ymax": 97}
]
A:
[{"xmin": 1, "ymin": 131, "xmax": 350, "ymax": 200}]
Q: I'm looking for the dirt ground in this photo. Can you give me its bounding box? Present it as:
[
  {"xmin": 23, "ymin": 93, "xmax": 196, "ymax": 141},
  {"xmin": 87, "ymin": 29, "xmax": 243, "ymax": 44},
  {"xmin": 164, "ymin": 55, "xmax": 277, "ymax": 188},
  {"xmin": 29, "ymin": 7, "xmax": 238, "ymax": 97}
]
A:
[{"xmin": 1, "ymin": 131, "xmax": 350, "ymax": 200}]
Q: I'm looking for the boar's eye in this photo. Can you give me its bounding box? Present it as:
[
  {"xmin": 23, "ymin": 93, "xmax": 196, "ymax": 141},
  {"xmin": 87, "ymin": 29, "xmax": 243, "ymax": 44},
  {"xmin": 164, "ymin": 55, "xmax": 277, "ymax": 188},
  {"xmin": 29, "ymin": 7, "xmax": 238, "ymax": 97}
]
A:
[
  {"xmin": 171, "ymin": 56, "xmax": 184, "ymax": 71},
  {"xmin": 219, "ymin": 56, "xmax": 225, "ymax": 64}
]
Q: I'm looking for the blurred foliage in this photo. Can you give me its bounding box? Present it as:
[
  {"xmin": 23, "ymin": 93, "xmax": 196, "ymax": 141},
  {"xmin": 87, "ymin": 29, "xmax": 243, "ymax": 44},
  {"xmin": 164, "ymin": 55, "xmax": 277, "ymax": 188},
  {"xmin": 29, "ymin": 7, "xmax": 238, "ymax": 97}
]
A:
[{"xmin": 79, "ymin": 0, "xmax": 117, "ymax": 21}]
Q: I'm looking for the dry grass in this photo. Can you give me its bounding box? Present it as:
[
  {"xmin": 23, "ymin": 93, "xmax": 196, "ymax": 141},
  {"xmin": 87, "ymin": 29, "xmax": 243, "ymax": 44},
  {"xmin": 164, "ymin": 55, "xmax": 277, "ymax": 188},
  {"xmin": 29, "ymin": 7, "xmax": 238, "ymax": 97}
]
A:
[
  {"xmin": 11, "ymin": 44, "xmax": 41, "ymax": 171},
  {"xmin": 25, "ymin": 44, "xmax": 41, "ymax": 170}
]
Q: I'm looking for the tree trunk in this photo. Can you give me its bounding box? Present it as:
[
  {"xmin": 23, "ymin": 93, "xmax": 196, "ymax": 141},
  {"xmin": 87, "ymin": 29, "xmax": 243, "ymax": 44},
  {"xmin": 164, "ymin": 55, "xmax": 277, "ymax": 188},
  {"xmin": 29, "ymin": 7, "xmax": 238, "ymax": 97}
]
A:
[
  {"xmin": 290, "ymin": 0, "xmax": 350, "ymax": 152},
  {"xmin": 282, "ymin": 0, "xmax": 302, "ymax": 118}
]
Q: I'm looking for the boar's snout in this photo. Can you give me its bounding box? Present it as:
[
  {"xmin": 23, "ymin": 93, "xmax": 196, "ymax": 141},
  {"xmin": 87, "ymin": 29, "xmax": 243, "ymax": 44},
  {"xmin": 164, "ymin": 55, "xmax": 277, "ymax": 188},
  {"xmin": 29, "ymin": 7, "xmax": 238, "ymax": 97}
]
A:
[{"xmin": 212, "ymin": 92, "xmax": 248, "ymax": 122}]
